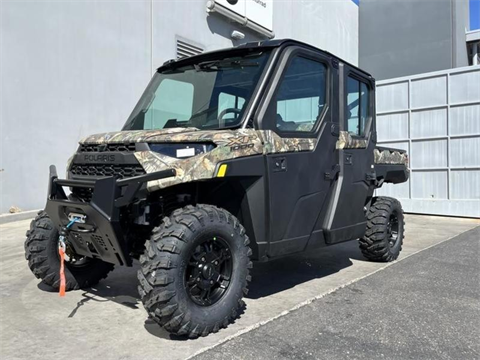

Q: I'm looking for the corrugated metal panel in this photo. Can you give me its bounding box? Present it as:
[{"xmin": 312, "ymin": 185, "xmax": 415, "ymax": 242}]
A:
[
  {"xmin": 376, "ymin": 65, "xmax": 480, "ymax": 218},
  {"xmin": 449, "ymin": 104, "xmax": 480, "ymax": 135},
  {"xmin": 451, "ymin": 170, "xmax": 480, "ymax": 199},
  {"xmin": 449, "ymin": 70, "xmax": 480, "ymax": 103},
  {"xmin": 376, "ymin": 81, "xmax": 409, "ymax": 113},
  {"xmin": 411, "ymin": 171, "xmax": 448, "ymax": 200},
  {"xmin": 411, "ymin": 139, "xmax": 448, "ymax": 168},
  {"xmin": 411, "ymin": 75, "xmax": 447, "ymax": 108},
  {"xmin": 411, "ymin": 108, "xmax": 447, "ymax": 138},
  {"xmin": 176, "ymin": 39, "xmax": 204, "ymax": 59},
  {"xmin": 377, "ymin": 113, "xmax": 409, "ymax": 141}
]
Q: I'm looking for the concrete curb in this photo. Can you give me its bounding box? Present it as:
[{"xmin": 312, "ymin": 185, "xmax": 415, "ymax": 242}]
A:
[{"xmin": 0, "ymin": 210, "xmax": 40, "ymax": 225}]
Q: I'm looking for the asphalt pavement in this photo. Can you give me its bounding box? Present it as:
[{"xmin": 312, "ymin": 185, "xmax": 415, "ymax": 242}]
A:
[{"xmin": 194, "ymin": 226, "xmax": 480, "ymax": 360}]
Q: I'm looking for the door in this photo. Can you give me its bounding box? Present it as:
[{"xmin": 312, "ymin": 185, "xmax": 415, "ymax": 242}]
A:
[
  {"xmin": 324, "ymin": 64, "xmax": 376, "ymax": 244},
  {"xmin": 256, "ymin": 46, "xmax": 339, "ymax": 257}
]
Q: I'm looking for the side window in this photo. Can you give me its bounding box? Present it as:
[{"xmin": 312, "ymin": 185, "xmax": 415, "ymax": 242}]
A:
[
  {"xmin": 346, "ymin": 76, "xmax": 370, "ymax": 137},
  {"xmin": 275, "ymin": 56, "xmax": 327, "ymax": 132},
  {"xmin": 218, "ymin": 92, "xmax": 245, "ymax": 120},
  {"xmin": 144, "ymin": 79, "xmax": 194, "ymax": 129}
]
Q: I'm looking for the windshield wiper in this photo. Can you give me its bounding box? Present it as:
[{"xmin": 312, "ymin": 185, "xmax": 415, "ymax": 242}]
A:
[{"xmin": 194, "ymin": 59, "xmax": 259, "ymax": 72}]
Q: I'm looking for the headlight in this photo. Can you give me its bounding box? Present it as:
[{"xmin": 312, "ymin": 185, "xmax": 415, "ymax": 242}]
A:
[{"xmin": 148, "ymin": 143, "xmax": 216, "ymax": 159}]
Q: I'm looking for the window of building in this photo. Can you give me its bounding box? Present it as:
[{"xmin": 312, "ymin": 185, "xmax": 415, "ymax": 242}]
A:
[
  {"xmin": 346, "ymin": 76, "xmax": 370, "ymax": 137},
  {"xmin": 274, "ymin": 56, "xmax": 327, "ymax": 132},
  {"xmin": 467, "ymin": 41, "xmax": 480, "ymax": 66}
]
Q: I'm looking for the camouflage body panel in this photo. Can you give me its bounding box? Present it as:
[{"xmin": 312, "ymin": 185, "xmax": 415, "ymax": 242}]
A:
[
  {"xmin": 374, "ymin": 148, "xmax": 409, "ymax": 166},
  {"xmin": 78, "ymin": 128, "xmax": 317, "ymax": 192},
  {"xmin": 336, "ymin": 131, "xmax": 368, "ymax": 149},
  {"xmin": 134, "ymin": 130, "xmax": 263, "ymax": 191},
  {"xmin": 258, "ymin": 130, "xmax": 317, "ymax": 154},
  {"xmin": 80, "ymin": 127, "xmax": 200, "ymax": 144}
]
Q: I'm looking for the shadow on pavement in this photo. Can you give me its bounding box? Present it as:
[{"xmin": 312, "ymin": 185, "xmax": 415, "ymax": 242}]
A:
[
  {"xmin": 144, "ymin": 305, "xmax": 246, "ymax": 341},
  {"xmin": 248, "ymin": 240, "xmax": 362, "ymax": 299},
  {"xmin": 37, "ymin": 281, "xmax": 58, "ymax": 293},
  {"xmin": 36, "ymin": 240, "xmax": 365, "ymax": 325},
  {"xmin": 68, "ymin": 292, "xmax": 109, "ymax": 318},
  {"xmin": 37, "ymin": 262, "xmax": 142, "ymax": 311},
  {"xmin": 142, "ymin": 303, "xmax": 247, "ymax": 341},
  {"xmin": 86, "ymin": 263, "xmax": 141, "ymax": 309},
  {"xmin": 37, "ymin": 284, "xmax": 111, "ymax": 318},
  {"xmin": 143, "ymin": 318, "xmax": 185, "ymax": 341}
]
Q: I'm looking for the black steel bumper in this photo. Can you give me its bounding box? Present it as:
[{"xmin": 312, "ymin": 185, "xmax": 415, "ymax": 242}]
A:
[{"xmin": 45, "ymin": 165, "xmax": 175, "ymax": 266}]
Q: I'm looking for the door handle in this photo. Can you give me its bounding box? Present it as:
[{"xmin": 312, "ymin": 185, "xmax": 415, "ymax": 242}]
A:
[
  {"xmin": 345, "ymin": 153, "xmax": 353, "ymax": 165},
  {"xmin": 272, "ymin": 157, "xmax": 287, "ymax": 172},
  {"xmin": 324, "ymin": 164, "xmax": 340, "ymax": 180}
]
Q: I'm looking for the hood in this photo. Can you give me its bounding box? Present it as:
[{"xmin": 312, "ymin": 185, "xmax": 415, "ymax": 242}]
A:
[
  {"xmin": 79, "ymin": 127, "xmax": 202, "ymax": 144},
  {"xmin": 79, "ymin": 128, "xmax": 319, "ymax": 153}
]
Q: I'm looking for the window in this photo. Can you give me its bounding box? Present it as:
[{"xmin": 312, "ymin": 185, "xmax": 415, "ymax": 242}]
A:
[
  {"xmin": 218, "ymin": 92, "xmax": 245, "ymax": 121},
  {"xmin": 143, "ymin": 79, "xmax": 194, "ymax": 130},
  {"xmin": 124, "ymin": 51, "xmax": 271, "ymax": 130},
  {"xmin": 274, "ymin": 56, "xmax": 327, "ymax": 132},
  {"xmin": 346, "ymin": 76, "xmax": 370, "ymax": 137}
]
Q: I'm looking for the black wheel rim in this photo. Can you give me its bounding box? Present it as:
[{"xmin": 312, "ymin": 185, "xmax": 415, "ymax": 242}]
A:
[
  {"xmin": 185, "ymin": 235, "xmax": 233, "ymax": 306},
  {"xmin": 387, "ymin": 211, "xmax": 399, "ymax": 249}
]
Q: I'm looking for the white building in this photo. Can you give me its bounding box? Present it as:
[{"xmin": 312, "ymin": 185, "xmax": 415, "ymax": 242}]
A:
[{"xmin": 0, "ymin": 0, "xmax": 359, "ymax": 213}]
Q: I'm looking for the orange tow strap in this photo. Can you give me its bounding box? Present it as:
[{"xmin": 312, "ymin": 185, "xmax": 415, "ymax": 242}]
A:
[
  {"xmin": 58, "ymin": 219, "xmax": 79, "ymax": 297},
  {"xmin": 58, "ymin": 246, "xmax": 66, "ymax": 297}
]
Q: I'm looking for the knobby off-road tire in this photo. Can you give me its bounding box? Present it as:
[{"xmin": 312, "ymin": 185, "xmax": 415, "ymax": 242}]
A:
[
  {"xmin": 359, "ymin": 197, "xmax": 405, "ymax": 262},
  {"xmin": 25, "ymin": 211, "xmax": 114, "ymax": 290},
  {"xmin": 138, "ymin": 204, "xmax": 252, "ymax": 338}
]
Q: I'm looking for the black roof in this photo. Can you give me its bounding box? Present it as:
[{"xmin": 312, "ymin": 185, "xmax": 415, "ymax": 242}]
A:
[{"xmin": 159, "ymin": 38, "xmax": 372, "ymax": 78}]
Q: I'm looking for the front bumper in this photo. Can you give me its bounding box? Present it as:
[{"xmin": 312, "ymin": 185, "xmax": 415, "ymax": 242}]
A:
[{"xmin": 45, "ymin": 165, "xmax": 175, "ymax": 266}]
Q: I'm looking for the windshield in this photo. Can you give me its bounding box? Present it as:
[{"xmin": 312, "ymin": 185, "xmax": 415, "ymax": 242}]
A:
[{"xmin": 123, "ymin": 51, "xmax": 271, "ymax": 131}]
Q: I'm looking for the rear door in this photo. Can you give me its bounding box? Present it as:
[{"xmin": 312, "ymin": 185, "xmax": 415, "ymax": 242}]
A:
[
  {"xmin": 255, "ymin": 46, "xmax": 339, "ymax": 257},
  {"xmin": 324, "ymin": 64, "xmax": 376, "ymax": 244}
]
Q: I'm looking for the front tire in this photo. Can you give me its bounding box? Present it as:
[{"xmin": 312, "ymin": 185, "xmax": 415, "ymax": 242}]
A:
[
  {"xmin": 25, "ymin": 211, "xmax": 114, "ymax": 290},
  {"xmin": 138, "ymin": 204, "xmax": 252, "ymax": 338},
  {"xmin": 359, "ymin": 197, "xmax": 404, "ymax": 262}
]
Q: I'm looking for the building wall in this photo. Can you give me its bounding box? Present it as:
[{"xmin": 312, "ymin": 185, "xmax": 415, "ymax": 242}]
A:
[
  {"xmin": 359, "ymin": 0, "xmax": 470, "ymax": 80},
  {"xmin": 0, "ymin": 1, "xmax": 153, "ymax": 215},
  {"xmin": 452, "ymin": 0, "xmax": 470, "ymax": 67},
  {"xmin": 376, "ymin": 65, "xmax": 480, "ymax": 218},
  {"xmin": 0, "ymin": 0, "xmax": 358, "ymax": 213},
  {"xmin": 273, "ymin": 0, "xmax": 358, "ymax": 65}
]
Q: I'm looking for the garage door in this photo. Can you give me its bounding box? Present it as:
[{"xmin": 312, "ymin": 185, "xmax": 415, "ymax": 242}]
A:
[{"xmin": 375, "ymin": 65, "xmax": 480, "ymax": 218}]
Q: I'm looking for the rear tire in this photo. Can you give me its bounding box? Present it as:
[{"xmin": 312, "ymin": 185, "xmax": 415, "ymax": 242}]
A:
[
  {"xmin": 25, "ymin": 210, "xmax": 114, "ymax": 290},
  {"xmin": 138, "ymin": 204, "xmax": 252, "ymax": 338},
  {"xmin": 359, "ymin": 197, "xmax": 404, "ymax": 262}
]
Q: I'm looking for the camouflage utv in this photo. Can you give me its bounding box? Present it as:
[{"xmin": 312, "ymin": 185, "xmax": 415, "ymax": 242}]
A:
[{"xmin": 25, "ymin": 39, "xmax": 409, "ymax": 338}]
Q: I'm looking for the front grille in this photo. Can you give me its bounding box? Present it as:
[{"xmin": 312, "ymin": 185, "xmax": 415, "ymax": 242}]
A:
[
  {"xmin": 71, "ymin": 187, "xmax": 93, "ymax": 202},
  {"xmin": 70, "ymin": 164, "xmax": 146, "ymax": 179},
  {"xmin": 79, "ymin": 143, "xmax": 136, "ymax": 152}
]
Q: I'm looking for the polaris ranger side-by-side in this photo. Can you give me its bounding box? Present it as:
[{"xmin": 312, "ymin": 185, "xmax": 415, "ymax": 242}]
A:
[{"xmin": 25, "ymin": 39, "xmax": 409, "ymax": 338}]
